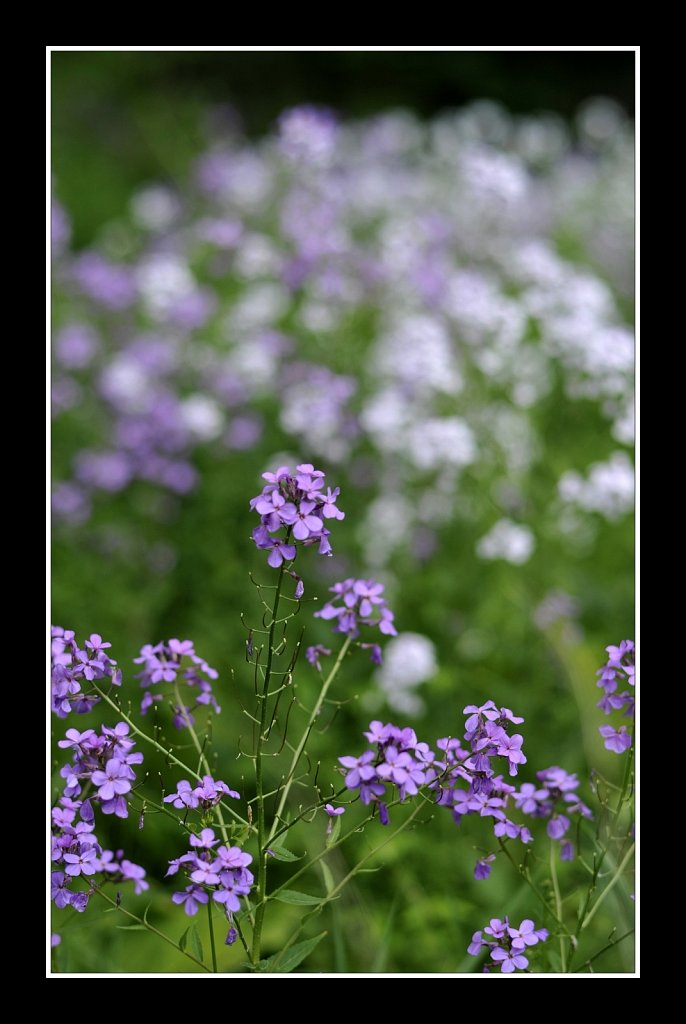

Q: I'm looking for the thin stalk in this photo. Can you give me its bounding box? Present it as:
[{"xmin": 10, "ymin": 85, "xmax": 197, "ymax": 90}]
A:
[
  {"xmin": 497, "ymin": 838, "xmax": 570, "ymax": 934},
  {"xmin": 92, "ymin": 683, "xmax": 252, "ymax": 833},
  {"xmin": 276, "ymin": 798, "xmax": 429, "ymax": 958},
  {"xmin": 268, "ymin": 636, "xmax": 352, "ymax": 842},
  {"xmin": 573, "ymin": 928, "xmax": 634, "ymax": 973},
  {"xmin": 615, "ymin": 741, "xmax": 635, "ymax": 815},
  {"xmin": 174, "ymin": 682, "xmax": 229, "ymax": 845},
  {"xmin": 91, "ymin": 883, "xmax": 211, "ymax": 973},
  {"xmin": 550, "ymin": 841, "xmax": 566, "ymax": 971},
  {"xmin": 250, "ymin": 558, "xmax": 288, "ymax": 965},
  {"xmin": 207, "ymin": 900, "xmax": 218, "ymax": 973},
  {"xmin": 581, "ymin": 842, "xmax": 635, "ymax": 929}
]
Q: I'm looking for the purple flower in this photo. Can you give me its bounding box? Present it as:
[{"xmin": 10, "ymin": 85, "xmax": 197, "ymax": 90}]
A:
[
  {"xmin": 51, "ymin": 872, "xmax": 72, "ymax": 909},
  {"xmin": 172, "ymin": 885, "xmax": 209, "ymax": 916},
  {"xmin": 189, "ymin": 828, "xmax": 219, "ymax": 851},
  {"xmin": 306, "ymin": 644, "xmax": 331, "ymax": 670},
  {"xmin": 484, "ymin": 918, "xmax": 508, "ymax": 940},
  {"xmin": 91, "ymin": 759, "xmax": 132, "ymax": 802},
  {"xmin": 547, "ymin": 815, "xmax": 571, "ymax": 840},
  {"xmin": 135, "ymin": 639, "xmax": 221, "ymax": 724},
  {"xmin": 315, "ymin": 578, "xmax": 397, "ymax": 639},
  {"xmin": 507, "ymin": 919, "xmax": 540, "ymax": 949},
  {"xmin": 63, "ymin": 846, "xmax": 98, "ymax": 877},
  {"xmin": 164, "ymin": 780, "xmax": 199, "ymax": 810},
  {"xmin": 324, "ymin": 803, "xmax": 345, "ymax": 834},
  {"xmin": 225, "ymin": 928, "xmax": 238, "ymax": 946},
  {"xmin": 467, "ymin": 930, "xmax": 486, "ymax": 956},
  {"xmin": 120, "ymin": 859, "xmax": 149, "ymax": 894},
  {"xmin": 339, "ymin": 751, "xmax": 377, "ymax": 788},
  {"xmin": 251, "ymin": 464, "xmax": 343, "ymax": 567},
  {"xmin": 599, "ymin": 724, "xmax": 633, "ymax": 754},
  {"xmin": 595, "ymin": 640, "xmax": 635, "ymax": 748},
  {"xmin": 190, "ymin": 861, "xmax": 221, "ymax": 886},
  {"xmin": 474, "ymin": 854, "xmax": 496, "ymax": 880},
  {"xmin": 491, "ymin": 948, "xmax": 529, "ymax": 973},
  {"xmin": 51, "ymin": 625, "xmax": 119, "ymax": 718}
]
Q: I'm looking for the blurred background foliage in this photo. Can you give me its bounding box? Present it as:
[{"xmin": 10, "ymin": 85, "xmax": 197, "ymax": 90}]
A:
[{"xmin": 51, "ymin": 50, "xmax": 635, "ymax": 974}]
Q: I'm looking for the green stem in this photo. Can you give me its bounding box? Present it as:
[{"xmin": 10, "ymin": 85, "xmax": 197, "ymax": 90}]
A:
[
  {"xmin": 207, "ymin": 900, "xmax": 218, "ymax": 973},
  {"xmin": 250, "ymin": 558, "xmax": 288, "ymax": 965},
  {"xmin": 615, "ymin": 741, "xmax": 635, "ymax": 815},
  {"xmin": 573, "ymin": 928, "xmax": 634, "ymax": 973},
  {"xmin": 497, "ymin": 838, "xmax": 569, "ymax": 932},
  {"xmin": 581, "ymin": 842, "xmax": 635, "ymax": 929},
  {"xmin": 92, "ymin": 683, "xmax": 253, "ymax": 834},
  {"xmin": 276, "ymin": 797, "xmax": 430, "ymax": 958},
  {"xmin": 550, "ymin": 841, "xmax": 567, "ymax": 971},
  {"xmin": 173, "ymin": 681, "xmax": 230, "ymax": 846},
  {"xmin": 268, "ymin": 636, "xmax": 352, "ymax": 843},
  {"xmin": 92, "ymin": 884, "xmax": 211, "ymax": 973}
]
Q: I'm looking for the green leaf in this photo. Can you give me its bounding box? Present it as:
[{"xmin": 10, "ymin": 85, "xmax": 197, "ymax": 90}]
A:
[
  {"xmin": 188, "ymin": 924, "xmax": 204, "ymax": 962},
  {"xmin": 320, "ymin": 861, "xmax": 335, "ymax": 896},
  {"xmin": 115, "ymin": 924, "xmax": 148, "ymax": 931},
  {"xmin": 262, "ymin": 932, "xmax": 327, "ymax": 973},
  {"xmin": 273, "ymin": 889, "xmax": 326, "ymax": 906},
  {"xmin": 268, "ymin": 844, "xmax": 303, "ymax": 862},
  {"xmin": 178, "ymin": 927, "xmax": 190, "ymax": 952},
  {"xmin": 326, "ymin": 815, "xmax": 342, "ymax": 847}
]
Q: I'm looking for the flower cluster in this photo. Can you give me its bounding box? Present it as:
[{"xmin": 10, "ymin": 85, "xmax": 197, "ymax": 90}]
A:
[
  {"xmin": 134, "ymin": 638, "xmax": 220, "ymax": 727},
  {"xmin": 338, "ymin": 721, "xmax": 432, "ymax": 825},
  {"xmin": 163, "ymin": 775, "xmax": 240, "ymax": 812},
  {"xmin": 58, "ymin": 722, "xmax": 143, "ymax": 819},
  {"xmin": 314, "ymin": 578, "xmax": 397, "ymax": 655},
  {"xmin": 51, "ymin": 626, "xmax": 121, "ymax": 718},
  {"xmin": 250, "ymin": 463, "xmax": 344, "ymax": 568},
  {"xmin": 51, "ymin": 788, "xmax": 148, "ymax": 913},
  {"xmin": 596, "ymin": 639, "xmax": 635, "ymax": 754},
  {"xmin": 514, "ymin": 766, "xmax": 592, "ymax": 860},
  {"xmin": 166, "ymin": 829, "xmax": 253, "ymax": 924},
  {"xmin": 431, "ymin": 702, "xmax": 533, "ymax": 858},
  {"xmin": 468, "ymin": 917, "xmax": 548, "ymax": 973}
]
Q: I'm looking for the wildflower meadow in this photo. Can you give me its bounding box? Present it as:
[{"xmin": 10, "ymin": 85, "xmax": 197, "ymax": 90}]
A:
[{"xmin": 51, "ymin": 53, "xmax": 635, "ymax": 976}]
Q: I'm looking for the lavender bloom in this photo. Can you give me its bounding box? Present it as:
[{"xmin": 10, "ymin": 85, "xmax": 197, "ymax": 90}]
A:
[
  {"xmin": 469, "ymin": 915, "xmax": 547, "ymax": 973},
  {"xmin": 599, "ymin": 724, "xmax": 633, "ymax": 754},
  {"xmin": 484, "ymin": 918, "xmax": 509, "ymax": 940},
  {"xmin": 507, "ymin": 919, "xmax": 541, "ymax": 949},
  {"xmin": 306, "ymin": 644, "xmax": 331, "ymax": 671},
  {"xmin": 167, "ymin": 838, "xmax": 253, "ymax": 921},
  {"xmin": 467, "ymin": 931, "xmax": 486, "ymax": 956},
  {"xmin": 135, "ymin": 639, "xmax": 221, "ymax": 724},
  {"xmin": 51, "ymin": 626, "xmax": 120, "ymax": 719},
  {"xmin": 491, "ymin": 948, "xmax": 529, "ymax": 973},
  {"xmin": 514, "ymin": 765, "xmax": 592, "ymax": 858},
  {"xmin": 315, "ymin": 578, "xmax": 397, "ymax": 640},
  {"xmin": 596, "ymin": 640, "xmax": 635, "ymax": 753},
  {"xmin": 172, "ymin": 885, "xmax": 209, "ymax": 916},
  {"xmin": 338, "ymin": 722, "xmax": 430, "ymax": 825},
  {"xmin": 55, "ymin": 721, "xmax": 142, "ymax": 821},
  {"xmin": 474, "ymin": 854, "xmax": 496, "ymax": 880},
  {"xmin": 429, "ymin": 703, "xmax": 535, "ymax": 844},
  {"xmin": 324, "ymin": 803, "xmax": 345, "ymax": 834},
  {"xmin": 250, "ymin": 464, "xmax": 343, "ymax": 568},
  {"xmin": 164, "ymin": 775, "xmax": 240, "ymax": 812}
]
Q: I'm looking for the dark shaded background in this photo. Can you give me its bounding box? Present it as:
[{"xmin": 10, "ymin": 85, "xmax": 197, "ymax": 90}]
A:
[{"xmin": 53, "ymin": 50, "xmax": 635, "ymax": 247}]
